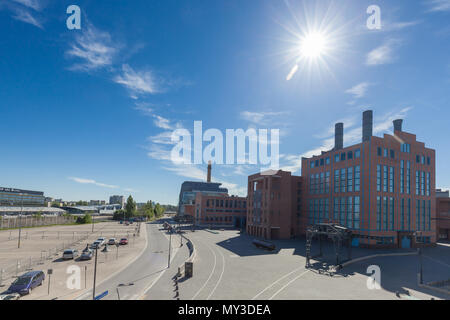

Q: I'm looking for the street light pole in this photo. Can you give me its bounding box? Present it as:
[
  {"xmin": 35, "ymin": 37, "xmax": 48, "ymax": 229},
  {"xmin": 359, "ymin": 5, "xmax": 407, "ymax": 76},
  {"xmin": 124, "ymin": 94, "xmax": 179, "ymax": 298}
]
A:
[
  {"xmin": 18, "ymin": 193, "xmax": 23, "ymax": 249},
  {"xmin": 168, "ymin": 230, "xmax": 172, "ymax": 268},
  {"xmin": 92, "ymin": 247, "xmax": 98, "ymax": 300}
]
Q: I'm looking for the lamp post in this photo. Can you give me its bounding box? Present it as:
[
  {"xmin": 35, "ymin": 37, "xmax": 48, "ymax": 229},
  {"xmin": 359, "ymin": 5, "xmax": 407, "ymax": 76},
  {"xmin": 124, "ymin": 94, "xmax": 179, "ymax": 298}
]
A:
[
  {"xmin": 168, "ymin": 229, "xmax": 172, "ymax": 268},
  {"xmin": 414, "ymin": 231, "xmax": 424, "ymax": 284},
  {"xmin": 92, "ymin": 246, "xmax": 99, "ymax": 300},
  {"xmin": 17, "ymin": 194, "xmax": 24, "ymax": 249}
]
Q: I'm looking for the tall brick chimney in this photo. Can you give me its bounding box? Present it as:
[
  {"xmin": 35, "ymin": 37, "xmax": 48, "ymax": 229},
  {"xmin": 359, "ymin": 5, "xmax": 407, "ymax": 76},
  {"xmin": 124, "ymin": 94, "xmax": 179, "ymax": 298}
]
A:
[
  {"xmin": 393, "ymin": 119, "xmax": 403, "ymax": 132},
  {"xmin": 207, "ymin": 161, "xmax": 212, "ymax": 183},
  {"xmin": 334, "ymin": 122, "xmax": 344, "ymax": 150},
  {"xmin": 362, "ymin": 110, "xmax": 373, "ymax": 142}
]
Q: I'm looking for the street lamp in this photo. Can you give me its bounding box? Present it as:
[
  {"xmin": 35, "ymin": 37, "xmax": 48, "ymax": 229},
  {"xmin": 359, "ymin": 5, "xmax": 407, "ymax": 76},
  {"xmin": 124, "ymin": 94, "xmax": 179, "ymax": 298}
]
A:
[
  {"xmin": 168, "ymin": 229, "xmax": 172, "ymax": 268},
  {"xmin": 414, "ymin": 231, "xmax": 424, "ymax": 284},
  {"xmin": 92, "ymin": 246, "xmax": 99, "ymax": 300},
  {"xmin": 17, "ymin": 193, "xmax": 24, "ymax": 249}
]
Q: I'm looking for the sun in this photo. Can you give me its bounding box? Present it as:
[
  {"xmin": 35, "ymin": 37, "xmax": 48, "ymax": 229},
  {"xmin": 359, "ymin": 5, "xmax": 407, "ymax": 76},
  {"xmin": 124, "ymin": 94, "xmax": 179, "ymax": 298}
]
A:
[{"xmin": 299, "ymin": 32, "xmax": 328, "ymax": 59}]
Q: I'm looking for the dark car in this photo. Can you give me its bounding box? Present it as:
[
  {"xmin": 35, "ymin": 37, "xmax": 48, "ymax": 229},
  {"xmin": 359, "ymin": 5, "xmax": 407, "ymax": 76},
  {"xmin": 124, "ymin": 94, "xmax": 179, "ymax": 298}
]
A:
[
  {"xmin": 119, "ymin": 238, "xmax": 128, "ymax": 245},
  {"xmin": 8, "ymin": 271, "xmax": 45, "ymax": 295}
]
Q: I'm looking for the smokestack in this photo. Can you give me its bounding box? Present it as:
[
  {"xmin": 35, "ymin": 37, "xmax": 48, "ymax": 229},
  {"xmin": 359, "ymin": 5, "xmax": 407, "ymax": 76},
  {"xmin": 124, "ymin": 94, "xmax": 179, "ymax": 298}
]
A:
[
  {"xmin": 334, "ymin": 123, "xmax": 344, "ymax": 150},
  {"xmin": 207, "ymin": 161, "xmax": 212, "ymax": 183},
  {"xmin": 362, "ymin": 110, "xmax": 373, "ymax": 142},
  {"xmin": 393, "ymin": 119, "xmax": 403, "ymax": 132}
]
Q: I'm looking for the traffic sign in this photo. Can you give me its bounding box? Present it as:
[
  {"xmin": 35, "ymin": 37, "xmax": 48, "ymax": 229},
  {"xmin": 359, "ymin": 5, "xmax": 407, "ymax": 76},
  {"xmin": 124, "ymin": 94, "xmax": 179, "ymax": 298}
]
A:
[{"xmin": 94, "ymin": 290, "xmax": 108, "ymax": 300}]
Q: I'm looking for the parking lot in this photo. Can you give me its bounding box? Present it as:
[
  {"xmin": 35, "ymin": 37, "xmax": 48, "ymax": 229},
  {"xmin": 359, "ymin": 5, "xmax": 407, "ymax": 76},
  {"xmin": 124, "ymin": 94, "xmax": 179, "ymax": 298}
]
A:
[{"xmin": 0, "ymin": 221, "xmax": 146, "ymax": 300}]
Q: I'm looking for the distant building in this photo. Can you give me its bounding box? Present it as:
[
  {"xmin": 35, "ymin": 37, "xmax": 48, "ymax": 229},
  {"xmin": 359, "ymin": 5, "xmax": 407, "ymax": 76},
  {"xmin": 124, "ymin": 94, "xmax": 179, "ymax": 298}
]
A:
[
  {"xmin": 0, "ymin": 206, "xmax": 66, "ymax": 216},
  {"xmin": 436, "ymin": 189, "xmax": 450, "ymax": 241},
  {"xmin": 0, "ymin": 187, "xmax": 45, "ymax": 207},
  {"xmin": 109, "ymin": 195, "xmax": 125, "ymax": 207},
  {"xmin": 246, "ymin": 170, "xmax": 302, "ymax": 240},
  {"xmin": 89, "ymin": 200, "xmax": 106, "ymax": 206},
  {"xmin": 194, "ymin": 192, "xmax": 247, "ymax": 227},
  {"xmin": 177, "ymin": 162, "xmax": 228, "ymax": 216}
]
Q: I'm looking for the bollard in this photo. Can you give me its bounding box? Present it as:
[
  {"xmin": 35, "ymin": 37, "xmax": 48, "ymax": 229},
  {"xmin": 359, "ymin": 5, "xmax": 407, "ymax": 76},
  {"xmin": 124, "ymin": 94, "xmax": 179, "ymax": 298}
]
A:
[
  {"xmin": 16, "ymin": 260, "xmax": 20, "ymax": 275},
  {"xmin": 0, "ymin": 269, "xmax": 4, "ymax": 287}
]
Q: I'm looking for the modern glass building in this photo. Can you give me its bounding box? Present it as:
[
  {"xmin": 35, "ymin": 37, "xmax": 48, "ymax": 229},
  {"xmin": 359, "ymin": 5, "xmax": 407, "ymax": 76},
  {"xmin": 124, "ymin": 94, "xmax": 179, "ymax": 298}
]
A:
[{"xmin": 0, "ymin": 187, "xmax": 45, "ymax": 207}]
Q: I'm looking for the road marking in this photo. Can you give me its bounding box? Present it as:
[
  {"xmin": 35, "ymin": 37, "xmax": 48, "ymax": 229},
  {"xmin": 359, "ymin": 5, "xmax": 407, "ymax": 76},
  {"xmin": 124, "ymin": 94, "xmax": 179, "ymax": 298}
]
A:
[
  {"xmin": 251, "ymin": 266, "xmax": 304, "ymax": 300},
  {"xmin": 423, "ymin": 254, "xmax": 450, "ymax": 268},
  {"xmin": 191, "ymin": 239, "xmax": 217, "ymax": 300},
  {"xmin": 268, "ymin": 270, "xmax": 310, "ymax": 300},
  {"xmin": 207, "ymin": 245, "xmax": 225, "ymax": 300}
]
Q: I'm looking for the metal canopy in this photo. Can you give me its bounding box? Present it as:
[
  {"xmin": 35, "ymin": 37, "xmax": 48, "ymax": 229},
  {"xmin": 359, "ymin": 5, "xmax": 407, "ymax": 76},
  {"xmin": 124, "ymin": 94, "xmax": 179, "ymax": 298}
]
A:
[{"xmin": 305, "ymin": 223, "xmax": 353, "ymax": 268}]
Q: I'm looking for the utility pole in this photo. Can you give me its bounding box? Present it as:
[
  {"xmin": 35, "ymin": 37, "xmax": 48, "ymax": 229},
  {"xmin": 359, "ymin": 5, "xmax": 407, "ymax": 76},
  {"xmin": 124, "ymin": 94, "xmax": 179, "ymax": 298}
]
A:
[
  {"xmin": 18, "ymin": 194, "xmax": 23, "ymax": 249},
  {"xmin": 168, "ymin": 230, "xmax": 172, "ymax": 268},
  {"xmin": 92, "ymin": 247, "xmax": 98, "ymax": 300}
]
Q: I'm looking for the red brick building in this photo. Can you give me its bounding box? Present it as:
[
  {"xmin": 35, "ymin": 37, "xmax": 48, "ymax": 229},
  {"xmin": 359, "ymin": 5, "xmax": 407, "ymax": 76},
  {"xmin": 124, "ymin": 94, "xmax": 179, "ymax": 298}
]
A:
[
  {"xmin": 436, "ymin": 189, "xmax": 450, "ymax": 241},
  {"xmin": 194, "ymin": 192, "xmax": 247, "ymax": 227},
  {"xmin": 301, "ymin": 110, "xmax": 436, "ymax": 248},
  {"xmin": 246, "ymin": 170, "xmax": 302, "ymax": 240}
]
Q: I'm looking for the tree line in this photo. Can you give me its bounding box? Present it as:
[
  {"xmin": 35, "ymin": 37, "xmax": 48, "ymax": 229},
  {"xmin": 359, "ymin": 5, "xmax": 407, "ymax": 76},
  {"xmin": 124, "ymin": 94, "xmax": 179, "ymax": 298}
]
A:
[{"xmin": 113, "ymin": 196, "xmax": 165, "ymax": 220}]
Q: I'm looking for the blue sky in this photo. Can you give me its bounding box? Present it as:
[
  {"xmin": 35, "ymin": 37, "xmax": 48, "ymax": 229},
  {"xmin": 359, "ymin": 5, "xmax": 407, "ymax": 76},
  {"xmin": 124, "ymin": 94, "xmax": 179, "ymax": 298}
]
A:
[{"xmin": 0, "ymin": 0, "xmax": 449, "ymax": 205}]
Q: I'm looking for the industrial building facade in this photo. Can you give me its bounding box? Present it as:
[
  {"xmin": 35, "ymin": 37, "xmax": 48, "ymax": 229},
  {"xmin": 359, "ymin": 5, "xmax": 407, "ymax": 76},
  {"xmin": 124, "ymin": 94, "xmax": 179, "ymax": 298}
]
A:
[
  {"xmin": 301, "ymin": 111, "xmax": 436, "ymax": 248},
  {"xmin": 246, "ymin": 170, "xmax": 302, "ymax": 240},
  {"xmin": 194, "ymin": 192, "xmax": 247, "ymax": 227},
  {"xmin": 436, "ymin": 189, "xmax": 450, "ymax": 240}
]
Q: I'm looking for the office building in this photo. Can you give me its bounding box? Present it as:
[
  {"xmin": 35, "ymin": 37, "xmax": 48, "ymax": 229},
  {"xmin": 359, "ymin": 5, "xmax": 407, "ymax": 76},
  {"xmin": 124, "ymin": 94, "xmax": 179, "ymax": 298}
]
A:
[
  {"xmin": 109, "ymin": 195, "xmax": 125, "ymax": 207},
  {"xmin": 0, "ymin": 187, "xmax": 45, "ymax": 207}
]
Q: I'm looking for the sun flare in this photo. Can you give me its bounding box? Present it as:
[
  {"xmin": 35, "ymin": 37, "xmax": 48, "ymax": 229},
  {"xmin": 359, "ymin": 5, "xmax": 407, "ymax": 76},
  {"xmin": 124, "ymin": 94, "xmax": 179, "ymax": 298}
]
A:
[{"xmin": 300, "ymin": 32, "xmax": 328, "ymax": 59}]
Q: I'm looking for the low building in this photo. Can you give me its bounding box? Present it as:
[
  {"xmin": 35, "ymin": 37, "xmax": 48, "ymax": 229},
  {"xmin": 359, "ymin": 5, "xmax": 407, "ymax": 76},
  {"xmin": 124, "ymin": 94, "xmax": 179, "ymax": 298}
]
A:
[
  {"xmin": 194, "ymin": 192, "xmax": 247, "ymax": 227},
  {"xmin": 0, "ymin": 206, "xmax": 66, "ymax": 216},
  {"xmin": 246, "ymin": 170, "xmax": 302, "ymax": 240},
  {"xmin": 0, "ymin": 187, "xmax": 45, "ymax": 207},
  {"xmin": 436, "ymin": 189, "xmax": 450, "ymax": 241}
]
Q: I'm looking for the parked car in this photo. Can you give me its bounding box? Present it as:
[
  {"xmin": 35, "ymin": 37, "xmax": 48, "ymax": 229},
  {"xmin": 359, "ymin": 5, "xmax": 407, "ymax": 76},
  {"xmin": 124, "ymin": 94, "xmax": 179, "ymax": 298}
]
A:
[
  {"xmin": 80, "ymin": 249, "xmax": 93, "ymax": 260},
  {"xmin": 119, "ymin": 238, "xmax": 128, "ymax": 245},
  {"xmin": 119, "ymin": 221, "xmax": 123, "ymax": 224},
  {"xmin": 96, "ymin": 237, "xmax": 106, "ymax": 245},
  {"xmin": 108, "ymin": 238, "xmax": 116, "ymax": 245},
  {"xmin": 7, "ymin": 271, "xmax": 45, "ymax": 295},
  {"xmin": 0, "ymin": 293, "xmax": 20, "ymax": 300},
  {"xmin": 63, "ymin": 249, "xmax": 79, "ymax": 260},
  {"xmin": 90, "ymin": 240, "xmax": 101, "ymax": 249}
]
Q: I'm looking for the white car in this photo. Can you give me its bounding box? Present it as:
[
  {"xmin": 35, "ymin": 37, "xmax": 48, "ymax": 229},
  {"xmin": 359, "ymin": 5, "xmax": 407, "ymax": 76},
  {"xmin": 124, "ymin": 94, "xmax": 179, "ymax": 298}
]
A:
[
  {"xmin": 63, "ymin": 249, "xmax": 79, "ymax": 260},
  {"xmin": 96, "ymin": 237, "xmax": 106, "ymax": 245},
  {"xmin": 0, "ymin": 293, "xmax": 20, "ymax": 300}
]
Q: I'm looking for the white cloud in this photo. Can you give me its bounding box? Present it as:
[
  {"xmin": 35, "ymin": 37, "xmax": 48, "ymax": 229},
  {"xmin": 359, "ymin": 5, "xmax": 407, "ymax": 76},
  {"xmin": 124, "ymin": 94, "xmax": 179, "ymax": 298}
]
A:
[
  {"xmin": 11, "ymin": 7, "xmax": 42, "ymax": 28},
  {"xmin": 68, "ymin": 177, "xmax": 119, "ymax": 189},
  {"xmin": 366, "ymin": 39, "xmax": 401, "ymax": 66},
  {"xmin": 153, "ymin": 115, "xmax": 172, "ymax": 130},
  {"xmin": 240, "ymin": 111, "xmax": 288, "ymax": 126},
  {"xmin": 345, "ymin": 82, "xmax": 371, "ymax": 99},
  {"xmin": 12, "ymin": 0, "xmax": 41, "ymax": 11},
  {"xmin": 66, "ymin": 25, "xmax": 117, "ymax": 71},
  {"xmin": 426, "ymin": 0, "xmax": 450, "ymax": 12},
  {"xmin": 113, "ymin": 64, "xmax": 158, "ymax": 97}
]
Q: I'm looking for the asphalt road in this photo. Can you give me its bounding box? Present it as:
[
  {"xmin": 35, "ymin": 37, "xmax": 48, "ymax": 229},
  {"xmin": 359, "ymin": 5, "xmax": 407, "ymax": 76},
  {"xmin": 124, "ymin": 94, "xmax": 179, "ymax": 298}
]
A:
[{"xmin": 77, "ymin": 218, "xmax": 189, "ymax": 300}]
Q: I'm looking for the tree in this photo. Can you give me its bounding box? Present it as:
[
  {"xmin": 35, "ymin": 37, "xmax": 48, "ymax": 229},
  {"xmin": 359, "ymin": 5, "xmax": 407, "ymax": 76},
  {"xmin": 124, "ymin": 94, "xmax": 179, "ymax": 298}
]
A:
[
  {"xmin": 138, "ymin": 201, "xmax": 154, "ymax": 220},
  {"xmin": 76, "ymin": 213, "xmax": 92, "ymax": 224},
  {"xmin": 125, "ymin": 195, "xmax": 136, "ymax": 219},
  {"xmin": 113, "ymin": 209, "xmax": 126, "ymax": 221},
  {"xmin": 154, "ymin": 203, "xmax": 165, "ymax": 218}
]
